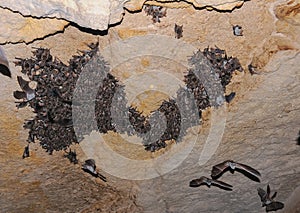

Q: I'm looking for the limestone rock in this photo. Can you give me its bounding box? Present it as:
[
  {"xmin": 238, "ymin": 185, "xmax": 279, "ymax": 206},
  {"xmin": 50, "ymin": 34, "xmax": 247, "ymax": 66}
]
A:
[
  {"xmin": 0, "ymin": 8, "xmax": 68, "ymax": 44},
  {"xmin": 124, "ymin": 0, "xmax": 245, "ymax": 11},
  {"xmin": 0, "ymin": 0, "xmax": 116, "ymax": 30}
]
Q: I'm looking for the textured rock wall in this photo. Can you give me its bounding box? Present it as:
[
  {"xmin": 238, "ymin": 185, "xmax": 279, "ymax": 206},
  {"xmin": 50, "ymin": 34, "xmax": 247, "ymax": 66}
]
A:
[{"xmin": 0, "ymin": 0, "xmax": 299, "ymax": 212}]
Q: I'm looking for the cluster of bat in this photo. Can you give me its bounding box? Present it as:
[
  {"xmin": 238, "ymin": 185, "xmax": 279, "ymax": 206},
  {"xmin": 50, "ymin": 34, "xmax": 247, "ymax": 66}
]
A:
[
  {"xmin": 14, "ymin": 43, "xmax": 99, "ymax": 154},
  {"xmin": 189, "ymin": 160, "xmax": 284, "ymax": 212},
  {"xmin": 143, "ymin": 5, "xmax": 167, "ymax": 23},
  {"xmin": 13, "ymin": 42, "xmax": 244, "ymax": 154}
]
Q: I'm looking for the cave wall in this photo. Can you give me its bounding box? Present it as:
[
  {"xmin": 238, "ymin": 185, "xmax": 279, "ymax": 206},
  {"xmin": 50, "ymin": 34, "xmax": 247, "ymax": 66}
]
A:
[{"xmin": 0, "ymin": 0, "xmax": 299, "ymax": 212}]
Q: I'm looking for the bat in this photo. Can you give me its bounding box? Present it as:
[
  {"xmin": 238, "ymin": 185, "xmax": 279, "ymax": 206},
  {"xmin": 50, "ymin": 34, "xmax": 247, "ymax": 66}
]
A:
[
  {"xmin": 225, "ymin": 92, "xmax": 236, "ymax": 103},
  {"xmin": 233, "ymin": 25, "xmax": 243, "ymax": 36},
  {"xmin": 248, "ymin": 64, "xmax": 259, "ymax": 75},
  {"xmin": 0, "ymin": 46, "xmax": 11, "ymax": 78},
  {"xmin": 82, "ymin": 159, "xmax": 107, "ymax": 182},
  {"xmin": 189, "ymin": 176, "xmax": 232, "ymax": 190},
  {"xmin": 16, "ymin": 76, "xmax": 35, "ymax": 100},
  {"xmin": 174, "ymin": 24, "xmax": 183, "ymax": 39},
  {"xmin": 22, "ymin": 144, "xmax": 30, "ymax": 159},
  {"xmin": 211, "ymin": 160, "xmax": 261, "ymax": 180},
  {"xmin": 257, "ymin": 185, "xmax": 284, "ymax": 212},
  {"xmin": 13, "ymin": 90, "xmax": 27, "ymax": 99}
]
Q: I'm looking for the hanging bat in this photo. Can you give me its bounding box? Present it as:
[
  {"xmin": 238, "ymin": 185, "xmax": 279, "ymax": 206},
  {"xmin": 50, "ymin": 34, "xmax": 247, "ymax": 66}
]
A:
[
  {"xmin": 64, "ymin": 149, "xmax": 78, "ymax": 164},
  {"xmin": 22, "ymin": 144, "xmax": 30, "ymax": 159},
  {"xmin": 233, "ymin": 25, "xmax": 243, "ymax": 36},
  {"xmin": 257, "ymin": 184, "xmax": 284, "ymax": 212},
  {"xmin": 174, "ymin": 24, "xmax": 183, "ymax": 39},
  {"xmin": 0, "ymin": 46, "xmax": 11, "ymax": 78},
  {"xmin": 211, "ymin": 160, "xmax": 261, "ymax": 180},
  {"xmin": 189, "ymin": 176, "xmax": 232, "ymax": 190},
  {"xmin": 82, "ymin": 159, "xmax": 107, "ymax": 182}
]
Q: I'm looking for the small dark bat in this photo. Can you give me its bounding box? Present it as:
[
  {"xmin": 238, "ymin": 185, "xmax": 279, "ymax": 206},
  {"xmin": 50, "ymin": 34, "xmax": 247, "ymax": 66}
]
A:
[
  {"xmin": 0, "ymin": 46, "xmax": 11, "ymax": 78},
  {"xmin": 82, "ymin": 159, "xmax": 107, "ymax": 182},
  {"xmin": 248, "ymin": 64, "xmax": 259, "ymax": 75},
  {"xmin": 189, "ymin": 176, "xmax": 232, "ymax": 190},
  {"xmin": 225, "ymin": 92, "xmax": 236, "ymax": 103},
  {"xmin": 257, "ymin": 184, "xmax": 284, "ymax": 212},
  {"xmin": 64, "ymin": 149, "xmax": 78, "ymax": 164},
  {"xmin": 211, "ymin": 160, "xmax": 261, "ymax": 180},
  {"xmin": 22, "ymin": 144, "xmax": 30, "ymax": 159},
  {"xmin": 233, "ymin": 25, "xmax": 243, "ymax": 36},
  {"xmin": 174, "ymin": 24, "xmax": 183, "ymax": 39}
]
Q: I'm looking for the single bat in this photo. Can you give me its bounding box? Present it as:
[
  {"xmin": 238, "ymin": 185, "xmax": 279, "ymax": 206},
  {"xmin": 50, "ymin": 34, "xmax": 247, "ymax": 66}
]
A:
[
  {"xmin": 189, "ymin": 176, "xmax": 232, "ymax": 190},
  {"xmin": 233, "ymin": 25, "xmax": 243, "ymax": 36},
  {"xmin": 82, "ymin": 159, "xmax": 107, "ymax": 182},
  {"xmin": 22, "ymin": 144, "xmax": 30, "ymax": 159},
  {"xmin": 257, "ymin": 184, "xmax": 284, "ymax": 212},
  {"xmin": 211, "ymin": 160, "xmax": 261, "ymax": 180},
  {"xmin": 64, "ymin": 149, "xmax": 78, "ymax": 164}
]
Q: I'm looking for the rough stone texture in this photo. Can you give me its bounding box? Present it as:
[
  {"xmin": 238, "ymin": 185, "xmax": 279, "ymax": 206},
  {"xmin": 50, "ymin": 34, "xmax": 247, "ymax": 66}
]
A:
[
  {"xmin": 0, "ymin": 0, "xmax": 246, "ymax": 32},
  {"xmin": 0, "ymin": 0, "xmax": 113, "ymax": 30},
  {"xmin": 125, "ymin": 0, "xmax": 245, "ymax": 11},
  {"xmin": 0, "ymin": 8, "xmax": 68, "ymax": 44},
  {"xmin": 0, "ymin": 0, "xmax": 299, "ymax": 212}
]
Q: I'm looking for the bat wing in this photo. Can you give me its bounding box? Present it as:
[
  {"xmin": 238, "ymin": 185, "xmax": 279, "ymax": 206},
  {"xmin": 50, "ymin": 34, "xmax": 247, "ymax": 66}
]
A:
[
  {"xmin": 13, "ymin": 91, "xmax": 27, "ymax": 99},
  {"xmin": 211, "ymin": 161, "xmax": 230, "ymax": 178},
  {"xmin": 189, "ymin": 177, "xmax": 206, "ymax": 187},
  {"xmin": 17, "ymin": 76, "xmax": 35, "ymax": 97},
  {"xmin": 236, "ymin": 162, "xmax": 261, "ymax": 179},
  {"xmin": 17, "ymin": 76, "xmax": 30, "ymax": 91},
  {"xmin": 225, "ymin": 92, "xmax": 236, "ymax": 103},
  {"xmin": 257, "ymin": 187, "xmax": 267, "ymax": 203},
  {"xmin": 266, "ymin": 201, "xmax": 284, "ymax": 212},
  {"xmin": 0, "ymin": 47, "xmax": 10, "ymax": 78},
  {"xmin": 211, "ymin": 179, "xmax": 233, "ymax": 189},
  {"xmin": 271, "ymin": 192, "xmax": 277, "ymax": 200},
  {"xmin": 0, "ymin": 64, "xmax": 11, "ymax": 78}
]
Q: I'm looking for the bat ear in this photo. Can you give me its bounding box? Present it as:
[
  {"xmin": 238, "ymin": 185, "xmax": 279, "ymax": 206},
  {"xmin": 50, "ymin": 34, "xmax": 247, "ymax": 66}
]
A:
[
  {"xmin": 271, "ymin": 192, "xmax": 277, "ymax": 199},
  {"xmin": 267, "ymin": 184, "xmax": 270, "ymax": 195}
]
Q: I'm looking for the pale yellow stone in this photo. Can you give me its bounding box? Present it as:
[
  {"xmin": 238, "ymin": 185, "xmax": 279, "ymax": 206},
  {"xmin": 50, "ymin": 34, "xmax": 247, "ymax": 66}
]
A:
[{"xmin": 0, "ymin": 8, "xmax": 68, "ymax": 44}]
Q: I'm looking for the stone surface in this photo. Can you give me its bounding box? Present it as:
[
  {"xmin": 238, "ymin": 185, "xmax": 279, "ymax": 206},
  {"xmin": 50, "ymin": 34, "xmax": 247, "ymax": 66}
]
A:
[
  {"xmin": 0, "ymin": 0, "xmax": 246, "ymax": 32},
  {"xmin": 125, "ymin": 0, "xmax": 245, "ymax": 11},
  {"xmin": 0, "ymin": 8, "xmax": 68, "ymax": 44},
  {"xmin": 0, "ymin": 0, "xmax": 113, "ymax": 30},
  {"xmin": 0, "ymin": 0, "xmax": 299, "ymax": 212}
]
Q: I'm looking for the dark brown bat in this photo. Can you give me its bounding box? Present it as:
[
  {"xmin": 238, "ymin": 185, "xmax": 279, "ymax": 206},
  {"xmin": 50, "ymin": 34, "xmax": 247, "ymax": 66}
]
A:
[
  {"xmin": 22, "ymin": 144, "xmax": 30, "ymax": 159},
  {"xmin": 211, "ymin": 160, "xmax": 261, "ymax": 180},
  {"xmin": 82, "ymin": 159, "xmax": 106, "ymax": 182},
  {"xmin": 64, "ymin": 149, "xmax": 78, "ymax": 164},
  {"xmin": 13, "ymin": 90, "xmax": 27, "ymax": 99},
  {"xmin": 248, "ymin": 64, "xmax": 259, "ymax": 75},
  {"xmin": 257, "ymin": 184, "xmax": 284, "ymax": 212},
  {"xmin": 16, "ymin": 76, "xmax": 35, "ymax": 100},
  {"xmin": 225, "ymin": 92, "xmax": 236, "ymax": 103},
  {"xmin": 174, "ymin": 24, "xmax": 183, "ymax": 39},
  {"xmin": 189, "ymin": 176, "xmax": 232, "ymax": 190},
  {"xmin": 0, "ymin": 46, "xmax": 11, "ymax": 78}
]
